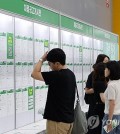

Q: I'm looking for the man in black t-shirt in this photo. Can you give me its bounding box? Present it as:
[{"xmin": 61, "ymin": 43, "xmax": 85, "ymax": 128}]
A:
[{"xmin": 31, "ymin": 48, "xmax": 76, "ymax": 134}]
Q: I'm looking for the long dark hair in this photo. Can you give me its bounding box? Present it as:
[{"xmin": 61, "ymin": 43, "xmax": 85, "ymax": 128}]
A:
[
  {"xmin": 95, "ymin": 54, "xmax": 110, "ymax": 64},
  {"xmin": 92, "ymin": 54, "xmax": 109, "ymax": 69},
  {"xmin": 93, "ymin": 62, "xmax": 106, "ymax": 83}
]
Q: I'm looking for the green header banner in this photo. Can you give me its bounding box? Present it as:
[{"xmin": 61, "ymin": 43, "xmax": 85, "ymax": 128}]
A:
[
  {"xmin": 0, "ymin": 0, "xmax": 59, "ymax": 26},
  {"xmin": 93, "ymin": 28, "xmax": 118, "ymax": 43},
  {"xmin": 0, "ymin": 1, "xmax": 118, "ymax": 43},
  {"xmin": 61, "ymin": 15, "xmax": 93, "ymax": 36}
]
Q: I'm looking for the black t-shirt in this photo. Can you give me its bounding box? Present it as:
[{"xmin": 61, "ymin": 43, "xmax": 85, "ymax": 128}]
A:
[
  {"xmin": 84, "ymin": 72, "xmax": 96, "ymax": 104},
  {"xmin": 93, "ymin": 81, "xmax": 106, "ymax": 103},
  {"xmin": 86, "ymin": 72, "xmax": 93, "ymax": 88},
  {"xmin": 41, "ymin": 68, "xmax": 76, "ymax": 123}
]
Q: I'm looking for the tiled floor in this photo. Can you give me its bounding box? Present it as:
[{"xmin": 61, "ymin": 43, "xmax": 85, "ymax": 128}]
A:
[
  {"xmin": 3, "ymin": 105, "xmax": 88, "ymax": 134},
  {"xmin": 4, "ymin": 120, "xmax": 46, "ymax": 134}
]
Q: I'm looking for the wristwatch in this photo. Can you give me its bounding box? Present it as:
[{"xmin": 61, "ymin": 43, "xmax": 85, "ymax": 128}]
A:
[
  {"xmin": 106, "ymin": 119, "xmax": 112, "ymax": 125},
  {"xmin": 39, "ymin": 58, "xmax": 43, "ymax": 62}
]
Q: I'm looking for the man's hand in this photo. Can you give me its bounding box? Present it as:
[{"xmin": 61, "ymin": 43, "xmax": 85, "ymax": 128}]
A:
[
  {"xmin": 31, "ymin": 52, "xmax": 48, "ymax": 81},
  {"xmin": 41, "ymin": 52, "xmax": 48, "ymax": 62}
]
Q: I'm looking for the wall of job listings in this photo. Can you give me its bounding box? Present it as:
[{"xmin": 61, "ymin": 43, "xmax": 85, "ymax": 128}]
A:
[
  {"xmin": 0, "ymin": 0, "xmax": 119, "ymax": 133},
  {"xmin": 0, "ymin": 12, "xmax": 60, "ymax": 133}
]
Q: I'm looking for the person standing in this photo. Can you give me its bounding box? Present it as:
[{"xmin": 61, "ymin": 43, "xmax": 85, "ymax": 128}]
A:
[
  {"xmin": 91, "ymin": 62, "xmax": 107, "ymax": 134},
  {"xmin": 85, "ymin": 54, "xmax": 109, "ymax": 100},
  {"xmin": 84, "ymin": 54, "xmax": 110, "ymax": 134},
  {"xmin": 102, "ymin": 61, "xmax": 120, "ymax": 134},
  {"xmin": 31, "ymin": 48, "xmax": 76, "ymax": 134}
]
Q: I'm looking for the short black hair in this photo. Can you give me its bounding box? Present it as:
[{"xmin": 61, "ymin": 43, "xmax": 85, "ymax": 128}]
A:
[
  {"xmin": 47, "ymin": 48, "xmax": 66, "ymax": 65},
  {"xmin": 106, "ymin": 61, "xmax": 120, "ymax": 80}
]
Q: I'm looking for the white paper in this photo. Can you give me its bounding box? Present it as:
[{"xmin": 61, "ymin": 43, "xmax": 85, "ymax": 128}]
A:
[
  {"xmin": 15, "ymin": 38, "xmax": 22, "ymax": 62},
  {"xmin": 0, "ymin": 36, "xmax": 7, "ymax": 61},
  {"xmin": 7, "ymin": 92, "xmax": 14, "ymax": 115},
  {"xmin": 35, "ymin": 41, "xmax": 44, "ymax": 63},
  {"xmin": 16, "ymin": 66, "xmax": 22, "ymax": 88},
  {"xmin": 22, "ymin": 89, "xmax": 28, "ymax": 112},
  {"xmin": 22, "ymin": 39, "xmax": 28, "ymax": 62},
  {"xmin": 16, "ymin": 90, "xmax": 22, "ymax": 113},
  {"xmin": 28, "ymin": 40, "xmax": 33, "ymax": 63},
  {"xmin": 0, "ymin": 91, "xmax": 7, "ymax": 117}
]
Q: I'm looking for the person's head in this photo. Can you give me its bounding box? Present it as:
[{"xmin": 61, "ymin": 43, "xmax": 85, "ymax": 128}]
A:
[
  {"xmin": 92, "ymin": 54, "xmax": 110, "ymax": 70},
  {"xmin": 105, "ymin": 61, "xmax": 120, "ymax": 80},
  {"xmin": 93, "ymin": 62, "xmax": 106, "ymax": 81},
  {"xmin": 47, "ymin": 48, "xmax": 66, "ymax": 71},
  {"xmin": 95, "ymin": 54, "xmax": 110, "ymax": 64}
]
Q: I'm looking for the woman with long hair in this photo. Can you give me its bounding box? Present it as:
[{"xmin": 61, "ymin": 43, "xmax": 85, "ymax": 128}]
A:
[
  {"xmin": 86, "ymin": 63, "xmax": 107, "ymax": 134},
  {"xmin": 85, "ymin": 54, "xmax": 110, "ymax": 134}
]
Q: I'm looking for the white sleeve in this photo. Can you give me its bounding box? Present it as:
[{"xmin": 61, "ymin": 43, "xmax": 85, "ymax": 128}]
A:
[{"xmin": 107, "ymin": 84, "xmax": 116, "ymax": 100}]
